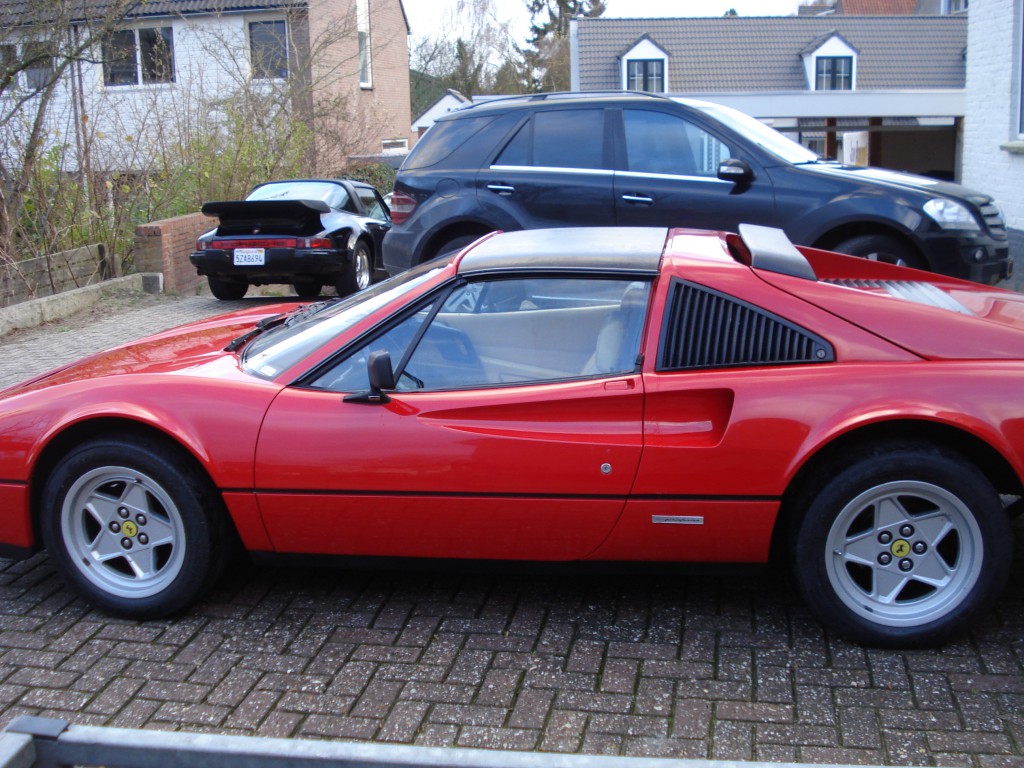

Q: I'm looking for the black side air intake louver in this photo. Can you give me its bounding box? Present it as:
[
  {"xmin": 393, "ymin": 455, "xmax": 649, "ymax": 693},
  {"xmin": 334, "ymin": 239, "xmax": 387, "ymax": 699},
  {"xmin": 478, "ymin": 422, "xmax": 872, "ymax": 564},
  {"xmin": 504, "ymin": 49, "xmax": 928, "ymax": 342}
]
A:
[{"xmin": 658, "ymin": 280, "xmax": 835, "ymax": 371}]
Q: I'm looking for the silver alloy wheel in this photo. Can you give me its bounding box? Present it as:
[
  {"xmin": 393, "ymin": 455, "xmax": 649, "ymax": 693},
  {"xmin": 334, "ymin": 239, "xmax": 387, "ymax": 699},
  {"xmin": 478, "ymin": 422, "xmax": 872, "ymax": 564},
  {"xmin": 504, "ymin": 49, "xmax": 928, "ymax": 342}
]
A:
[
  {"xmin": 354, "ymin": 244, "xmax": 371, "ymax": 291},
  {"xmin": 825, "ymin": 480, "xmax": 983, "ymax": 627},
  {"xmin": 60, "ymin": 465, "xmax": 187, "ymax": 599}
]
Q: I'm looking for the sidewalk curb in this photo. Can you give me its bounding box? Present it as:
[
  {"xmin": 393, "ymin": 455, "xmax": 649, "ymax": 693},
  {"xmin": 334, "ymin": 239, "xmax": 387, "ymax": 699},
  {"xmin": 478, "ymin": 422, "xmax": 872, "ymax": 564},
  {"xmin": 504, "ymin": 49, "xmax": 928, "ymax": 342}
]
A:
[{"xmin": 0, "ymin": 273, "xmax": 162, "ymax": 337}]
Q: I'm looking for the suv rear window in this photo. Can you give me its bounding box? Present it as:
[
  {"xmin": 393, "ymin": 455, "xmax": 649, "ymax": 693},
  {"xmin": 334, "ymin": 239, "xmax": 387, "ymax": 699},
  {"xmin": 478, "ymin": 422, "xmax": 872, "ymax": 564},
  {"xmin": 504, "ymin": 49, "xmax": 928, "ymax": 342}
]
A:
[{"xmin": 402, "ymin": 115, "xmax": 498, "ymax": 170}]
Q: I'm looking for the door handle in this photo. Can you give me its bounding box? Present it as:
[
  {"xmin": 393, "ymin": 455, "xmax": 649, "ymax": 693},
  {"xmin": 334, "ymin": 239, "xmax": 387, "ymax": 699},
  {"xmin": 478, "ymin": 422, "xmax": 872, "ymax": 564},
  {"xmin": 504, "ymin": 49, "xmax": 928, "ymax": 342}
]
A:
[
  {"xmin": 487, "ymin": 184, "xmax": 516, "ymax": 196},
  {"xmin": 621, "ymin": 194, "xmax": 653, "ymax": 205}
]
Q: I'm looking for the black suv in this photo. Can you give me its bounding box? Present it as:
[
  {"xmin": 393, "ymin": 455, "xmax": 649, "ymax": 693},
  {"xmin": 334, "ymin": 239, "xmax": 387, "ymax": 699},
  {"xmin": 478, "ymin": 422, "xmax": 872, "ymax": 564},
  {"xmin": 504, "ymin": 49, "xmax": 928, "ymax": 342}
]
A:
[{"xmin": 384, "ymin": 92, "xmax": 1010, "ymax": 284}]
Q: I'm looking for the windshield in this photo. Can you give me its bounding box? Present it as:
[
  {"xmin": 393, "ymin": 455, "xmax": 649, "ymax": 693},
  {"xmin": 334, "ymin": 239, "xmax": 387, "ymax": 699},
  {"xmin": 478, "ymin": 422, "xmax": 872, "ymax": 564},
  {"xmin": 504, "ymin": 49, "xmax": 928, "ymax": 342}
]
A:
[
  {"xmin": 241, "ymin": 259, "xmax": 451, "ymax": 379},
  {"xmin": 247, "ymin": 181, "xmax": 348, "ymax": 207},
  {"xmin": 690, "ymin": 101, "xmax": 822, "ymax": 165}
]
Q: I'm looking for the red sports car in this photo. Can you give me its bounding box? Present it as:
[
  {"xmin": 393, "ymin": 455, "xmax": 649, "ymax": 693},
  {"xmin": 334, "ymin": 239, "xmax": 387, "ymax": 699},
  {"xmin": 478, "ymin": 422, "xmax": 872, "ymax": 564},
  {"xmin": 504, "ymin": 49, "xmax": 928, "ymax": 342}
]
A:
[{"xmin": 0, "ymin": 225, "xmax": 1020, "ymax": 647}]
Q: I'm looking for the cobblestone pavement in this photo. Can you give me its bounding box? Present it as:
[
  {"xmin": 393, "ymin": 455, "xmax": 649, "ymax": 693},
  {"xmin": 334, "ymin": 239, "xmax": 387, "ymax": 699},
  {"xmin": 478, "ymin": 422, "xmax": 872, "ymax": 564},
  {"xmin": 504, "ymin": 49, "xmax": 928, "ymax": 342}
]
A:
[{"xmin": 0, "ymin": 289, "xmax": 1022, "ymax": 765}]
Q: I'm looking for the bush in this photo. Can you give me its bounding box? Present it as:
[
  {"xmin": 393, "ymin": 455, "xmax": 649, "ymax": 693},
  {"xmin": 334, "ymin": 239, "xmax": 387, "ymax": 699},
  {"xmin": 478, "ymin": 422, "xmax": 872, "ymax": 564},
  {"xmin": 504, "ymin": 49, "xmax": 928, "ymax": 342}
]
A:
[{"xmin": 341, "ymin": 162, "xmax": 397, "ymax": 193}]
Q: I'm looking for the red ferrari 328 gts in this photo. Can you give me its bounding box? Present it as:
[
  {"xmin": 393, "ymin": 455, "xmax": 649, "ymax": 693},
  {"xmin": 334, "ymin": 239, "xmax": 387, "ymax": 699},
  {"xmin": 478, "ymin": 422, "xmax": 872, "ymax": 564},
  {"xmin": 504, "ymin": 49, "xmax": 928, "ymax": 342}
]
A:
[{"xmin": 0, "ymin": 225, "xmax": 1021, "ymax": 647}]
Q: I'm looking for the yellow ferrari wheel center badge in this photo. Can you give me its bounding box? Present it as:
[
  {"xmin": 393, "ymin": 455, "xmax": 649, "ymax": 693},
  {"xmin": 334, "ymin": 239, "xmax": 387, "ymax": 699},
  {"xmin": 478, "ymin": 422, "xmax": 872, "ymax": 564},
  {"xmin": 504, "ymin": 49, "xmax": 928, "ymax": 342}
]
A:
[
  {"xmin": 890, "ymin": 539, "xmax": 910, "ymax": 558},
  {"xmin": 121, "ymin": 520, "xmax": 139, "ymax": 538}
]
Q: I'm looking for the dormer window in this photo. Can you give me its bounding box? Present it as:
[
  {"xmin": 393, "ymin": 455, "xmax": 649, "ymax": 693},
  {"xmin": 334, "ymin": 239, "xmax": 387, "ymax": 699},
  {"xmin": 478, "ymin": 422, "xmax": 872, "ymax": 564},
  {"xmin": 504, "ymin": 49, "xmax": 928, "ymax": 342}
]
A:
[
  {"xmin": 801, "ymin": 31, "xmax": 857, "ymax": 91},
  {"xmin": 620, "ymin": 36, "xmax": 669, "ymax": 93},
  {"xmin": 816, "ymin": 56, "xmax": 852, "ymax": 90},
  {"xmin": 627, "ymin": 60, "xmax": 664, "ymax": 92}
]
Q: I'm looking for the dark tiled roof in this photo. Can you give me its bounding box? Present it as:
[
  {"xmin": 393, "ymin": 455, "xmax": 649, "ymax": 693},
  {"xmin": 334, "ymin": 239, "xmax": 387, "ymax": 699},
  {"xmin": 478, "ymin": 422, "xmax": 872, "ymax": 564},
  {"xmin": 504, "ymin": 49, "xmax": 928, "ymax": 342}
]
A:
[
  {"xmin": 0, "ymin": 0, "xmax": 303, "ymax": 24},
  {"xmin": 576, "ymin": 15, "xmax": 966, "ymax": 92},
  {"xmin": 123, "ymin": 0, "xmax": 304, "ymax": 19}
]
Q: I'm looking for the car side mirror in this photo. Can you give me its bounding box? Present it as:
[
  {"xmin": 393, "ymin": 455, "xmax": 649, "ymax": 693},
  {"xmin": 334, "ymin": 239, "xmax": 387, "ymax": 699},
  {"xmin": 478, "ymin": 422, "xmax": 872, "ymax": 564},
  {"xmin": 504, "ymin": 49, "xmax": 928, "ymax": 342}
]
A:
[
  {"xmin": 343, "ymin": 349, "xmax": 395, "ymax": 404},
  {"xmin": 718, "ymin": 158, "xmax": 755, "ymax": 185}
]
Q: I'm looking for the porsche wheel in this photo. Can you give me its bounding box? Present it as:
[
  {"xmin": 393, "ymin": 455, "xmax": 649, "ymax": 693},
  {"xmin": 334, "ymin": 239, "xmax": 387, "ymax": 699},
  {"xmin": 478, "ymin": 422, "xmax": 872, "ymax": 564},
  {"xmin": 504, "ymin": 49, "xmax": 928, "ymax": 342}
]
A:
[
  {"xmin": 335, "ymin": 241, "xmax": 372, "ymax": 296},
  {"xmin": 792, "ymin": 444, "xmax": 1011, "ymax": 647},
  {"xmin": 293, "ymin": 279, "xmax": 322, "ymax": 299},
  {"xmin": 40, "ymin": 438, "xmax": 228, "ymax": 618},
  {"xmin": 207, "ymin": 276, "xmax": 248, "ymax": 300}
]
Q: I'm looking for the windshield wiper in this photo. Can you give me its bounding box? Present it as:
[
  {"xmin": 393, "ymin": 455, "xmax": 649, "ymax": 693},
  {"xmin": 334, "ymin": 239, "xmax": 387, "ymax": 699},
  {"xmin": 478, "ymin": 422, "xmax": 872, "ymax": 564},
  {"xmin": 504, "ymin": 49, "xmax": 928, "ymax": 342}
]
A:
[{"xmin": 224, "ymin": 313, "xmax": 288, "ymax": 352}]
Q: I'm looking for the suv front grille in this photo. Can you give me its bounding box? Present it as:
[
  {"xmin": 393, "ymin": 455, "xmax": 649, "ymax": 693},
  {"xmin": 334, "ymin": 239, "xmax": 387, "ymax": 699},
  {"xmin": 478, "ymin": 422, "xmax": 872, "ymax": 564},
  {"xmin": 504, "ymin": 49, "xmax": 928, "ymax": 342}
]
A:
[{"xmin": 979, "ymin": 202, "xmax": 1007, "ymax": 238}]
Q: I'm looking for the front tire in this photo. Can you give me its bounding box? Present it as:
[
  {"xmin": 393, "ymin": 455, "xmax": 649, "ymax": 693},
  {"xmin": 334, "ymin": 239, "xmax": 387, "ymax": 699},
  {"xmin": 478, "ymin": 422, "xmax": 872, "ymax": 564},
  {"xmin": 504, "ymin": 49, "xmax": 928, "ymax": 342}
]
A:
[
  {"xmin": 40, "ymin": 437, "xmax": 229, "ymax": 618},
  {"xmin": 791, "ymin": 444, "xmax": 1011, "ymax": 647},
  {"xmin": 834, "ymin": 234, "xmax": 927, "ymax": 270},
  {"xmin": 335, "ymin": 241, "xmax": 372, "ymax": 296},
  {"xmin": 207, "ymin": 275, "xmax": 248, "ymax": 300}
]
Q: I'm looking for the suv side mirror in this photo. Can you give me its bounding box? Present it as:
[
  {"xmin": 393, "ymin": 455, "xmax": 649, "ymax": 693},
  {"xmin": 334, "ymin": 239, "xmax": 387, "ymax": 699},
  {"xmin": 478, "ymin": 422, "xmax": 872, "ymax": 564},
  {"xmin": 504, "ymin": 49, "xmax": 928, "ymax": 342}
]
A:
[{"xmin": 718, "ymin": 158, "xmax": 755, "ymax": 185}]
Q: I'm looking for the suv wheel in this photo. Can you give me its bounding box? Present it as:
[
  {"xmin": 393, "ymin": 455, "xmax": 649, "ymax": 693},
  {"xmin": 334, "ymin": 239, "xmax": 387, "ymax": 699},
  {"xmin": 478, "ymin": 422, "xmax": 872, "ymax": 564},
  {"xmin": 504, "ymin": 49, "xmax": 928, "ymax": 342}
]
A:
[{"xmin": 835, "ymin": 235, "xmax": 926, "ymax": 270}]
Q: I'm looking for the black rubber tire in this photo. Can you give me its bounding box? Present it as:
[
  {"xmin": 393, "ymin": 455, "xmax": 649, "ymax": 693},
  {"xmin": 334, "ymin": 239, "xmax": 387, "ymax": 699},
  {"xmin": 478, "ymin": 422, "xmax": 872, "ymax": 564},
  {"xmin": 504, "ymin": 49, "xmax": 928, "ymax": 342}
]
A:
[
  {"xmin": 791, "ymin": 443, "xmax": 1011, "ymax": 647},
  {"xmin": 207, "ymin": 275, "xmax": 248, "ymax": 300},
  {"xmin": 335, "ymin": 241, "xmax": 372, "ymax": 296},
  {"xmin": 433, "ymin": 234, "xmax": 484, "ymax": 260},
  {"xmin": 40, "ymin": 437, "xmax": 229, "ymax": 618},
  {"xmin": 293, "ymin": 279, "xmax": 322, "ymax": 299},
  {"xmin": 834, "ymin": 234, "xmax": 928, "ymax": 270}
]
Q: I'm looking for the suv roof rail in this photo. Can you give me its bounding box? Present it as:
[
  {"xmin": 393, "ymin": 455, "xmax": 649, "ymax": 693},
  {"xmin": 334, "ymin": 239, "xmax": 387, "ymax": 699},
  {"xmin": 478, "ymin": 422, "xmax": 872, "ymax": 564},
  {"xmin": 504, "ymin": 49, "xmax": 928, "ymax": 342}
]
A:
[{"xmin": 451, "ymin": 90, "xmax": 672, "ymax": 113}]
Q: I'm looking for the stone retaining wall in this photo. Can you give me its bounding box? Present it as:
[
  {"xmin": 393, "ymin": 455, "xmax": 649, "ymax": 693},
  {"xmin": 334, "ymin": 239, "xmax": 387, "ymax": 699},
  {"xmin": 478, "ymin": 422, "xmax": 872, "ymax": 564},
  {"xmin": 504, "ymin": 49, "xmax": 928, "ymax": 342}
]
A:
[{"xmin": 0, "ymin": 244, "xmax": 112, "ymax": 308}]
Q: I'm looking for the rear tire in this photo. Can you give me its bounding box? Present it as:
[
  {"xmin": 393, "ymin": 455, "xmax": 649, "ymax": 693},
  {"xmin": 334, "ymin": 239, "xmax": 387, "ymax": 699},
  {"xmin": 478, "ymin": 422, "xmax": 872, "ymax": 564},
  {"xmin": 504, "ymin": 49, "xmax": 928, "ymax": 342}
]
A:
[
  {"xmin": 791, "ymin": 443, "xmax": 1011, "ymax": 647},
  {"xmin": 433, "ymin": 234, "xmax": 484, "ymax": 260},
  {"xmin": 834, "ymin": 234, "xmax": 927, "ymax": 270},
  {"xmin": 207, "ymin": 276, "xmax": 248, "ymax": 300},
  {"xmin": 335, "ymin": 241, "xmax": 372, "ymax": 296}
]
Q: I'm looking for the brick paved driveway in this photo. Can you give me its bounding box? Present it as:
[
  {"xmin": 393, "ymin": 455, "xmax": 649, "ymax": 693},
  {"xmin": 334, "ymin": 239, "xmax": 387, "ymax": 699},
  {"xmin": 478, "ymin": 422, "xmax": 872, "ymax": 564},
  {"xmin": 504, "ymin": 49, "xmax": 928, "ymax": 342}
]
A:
[{"xmin": 0, "ymin": 289, "xmax": 1022, "ymax": 766}]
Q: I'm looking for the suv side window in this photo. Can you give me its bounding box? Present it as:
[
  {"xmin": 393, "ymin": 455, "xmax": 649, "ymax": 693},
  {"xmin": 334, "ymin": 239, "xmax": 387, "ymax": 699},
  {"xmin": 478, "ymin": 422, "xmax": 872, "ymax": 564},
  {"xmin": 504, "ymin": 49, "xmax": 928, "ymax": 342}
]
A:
[
  {"xmin": 623, "ymin": 109, "xmax": 732, "ymax": 177},
  {"xmin": 495, "ymin": 109, "xmax": 604, "ymax": 170}
]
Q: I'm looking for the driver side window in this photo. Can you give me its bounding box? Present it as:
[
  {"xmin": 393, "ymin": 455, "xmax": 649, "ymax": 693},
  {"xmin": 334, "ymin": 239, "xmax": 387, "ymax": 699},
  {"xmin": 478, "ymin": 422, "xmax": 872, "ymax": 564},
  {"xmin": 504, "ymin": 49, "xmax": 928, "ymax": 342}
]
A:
[{"xmin": 309, "ymin": 277, "xmax": 651, "ymax": 392}]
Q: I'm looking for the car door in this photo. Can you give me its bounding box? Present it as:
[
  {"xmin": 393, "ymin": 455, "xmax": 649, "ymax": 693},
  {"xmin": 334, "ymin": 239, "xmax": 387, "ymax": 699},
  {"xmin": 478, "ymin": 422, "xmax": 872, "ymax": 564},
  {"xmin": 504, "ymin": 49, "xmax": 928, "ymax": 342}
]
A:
[
  {"xmin": 478, "ymin": 107, "xmax": 617, "ymax": 229},
  {"xmin": 591, "ymin": 274, "xmax": 837, "ymax": 565},
  {"xmin": 612, "ymin": 107, "xmax": 775, "ymax": 231},
  {"xmin": 253, "ymin": 275, "xmax": 650, "ymax": 561}
]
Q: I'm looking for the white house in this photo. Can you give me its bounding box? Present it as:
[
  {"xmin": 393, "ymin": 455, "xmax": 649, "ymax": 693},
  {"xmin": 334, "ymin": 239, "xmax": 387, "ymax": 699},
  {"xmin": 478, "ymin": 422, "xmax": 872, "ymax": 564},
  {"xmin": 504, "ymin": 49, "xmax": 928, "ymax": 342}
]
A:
[
  {"xmin": 962, "ymin": 0, "xmax": 1024, "ymax": 280},
  {"xmin": 1, "ymin": 0, "xmax": 413, "ymax": 175}
]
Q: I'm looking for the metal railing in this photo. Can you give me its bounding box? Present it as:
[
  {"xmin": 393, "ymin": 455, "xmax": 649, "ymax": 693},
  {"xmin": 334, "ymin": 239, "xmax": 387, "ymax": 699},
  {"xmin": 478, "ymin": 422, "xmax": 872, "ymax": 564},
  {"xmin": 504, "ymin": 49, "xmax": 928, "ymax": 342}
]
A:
[{"xmin": 0, "ymin": 715, "xmax": 874, "ymax": 768}]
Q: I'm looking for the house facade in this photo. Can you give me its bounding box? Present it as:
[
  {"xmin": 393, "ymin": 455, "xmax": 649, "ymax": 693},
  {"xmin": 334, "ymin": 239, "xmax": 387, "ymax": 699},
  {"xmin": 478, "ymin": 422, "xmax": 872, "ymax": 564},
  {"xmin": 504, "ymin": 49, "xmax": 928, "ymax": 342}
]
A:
[
  {"xmin": 962, "ymin": 0, "xmax": 1024, "ymax": 276},
  {"xmin": 569, "ymin": 15, "xmax": 967, "ymax": 178},
  {"xmin": 2, "ymin": 0, "xmax": 412, "ymax": 175}
]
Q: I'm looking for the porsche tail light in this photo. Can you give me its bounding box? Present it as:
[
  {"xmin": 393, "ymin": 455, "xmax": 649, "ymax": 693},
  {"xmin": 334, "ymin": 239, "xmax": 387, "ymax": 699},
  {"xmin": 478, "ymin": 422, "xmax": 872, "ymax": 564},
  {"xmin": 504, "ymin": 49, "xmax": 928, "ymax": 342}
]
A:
[
  {"xmin": 210, "ymin": 238, "xmax": 298, "ymax": 249},
  {"xmin": 301, "ymin": 237, "xmax": 333, "ymax": 249},
  {"xmin": 388, "ymin": 191, "xmax": 417, "ymax": 224}
]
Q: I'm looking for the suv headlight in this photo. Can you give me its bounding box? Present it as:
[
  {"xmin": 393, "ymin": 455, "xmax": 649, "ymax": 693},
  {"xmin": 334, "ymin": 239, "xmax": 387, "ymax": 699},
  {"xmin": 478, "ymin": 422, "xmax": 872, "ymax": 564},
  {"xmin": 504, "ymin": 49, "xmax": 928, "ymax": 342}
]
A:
[{"xmin": 923, "ymin": 198, "xmax": 980, "ymax": 230}]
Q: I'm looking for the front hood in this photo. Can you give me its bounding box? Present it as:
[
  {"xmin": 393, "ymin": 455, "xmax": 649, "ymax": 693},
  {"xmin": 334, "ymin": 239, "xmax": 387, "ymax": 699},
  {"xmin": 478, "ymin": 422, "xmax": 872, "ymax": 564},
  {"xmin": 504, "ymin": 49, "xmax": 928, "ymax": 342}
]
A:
[
  {"xmin": 0, "ymin": 304, "xmax": 290, "ymax": 398},
  {"xmin": 798, "ymin": 163, "xmax": 992, "ymax": 205},
  {"xmin": 758, "ymin": 251, "xmax": 1024, "ymax": 360}
]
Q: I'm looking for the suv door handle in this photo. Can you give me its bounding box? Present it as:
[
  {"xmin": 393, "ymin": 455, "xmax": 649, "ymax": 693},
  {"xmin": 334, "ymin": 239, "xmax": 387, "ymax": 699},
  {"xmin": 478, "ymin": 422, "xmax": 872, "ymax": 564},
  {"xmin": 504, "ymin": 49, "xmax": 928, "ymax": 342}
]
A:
[
  {"xmin": 487, "ymin": 184, "xmax": 516, "ymax": 196},
  {"xmin": 621, "ymin": 194, "xmax": 654, "ymax": 206}
]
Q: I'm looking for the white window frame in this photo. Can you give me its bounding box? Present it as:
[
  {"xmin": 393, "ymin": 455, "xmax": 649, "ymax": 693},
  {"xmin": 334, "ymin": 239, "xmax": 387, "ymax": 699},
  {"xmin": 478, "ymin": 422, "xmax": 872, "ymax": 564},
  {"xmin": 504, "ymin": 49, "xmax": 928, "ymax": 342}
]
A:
[
  {"xmin": 102, "ymin": 26, "xmax": 175, "ymax": 88},
  {"xmin": 250, "ymin": 18, "xmax": 289, "ymax": 81},
  {"xmin": 357, "ymin": 0, "xmax": 372, "ymax": 89}
]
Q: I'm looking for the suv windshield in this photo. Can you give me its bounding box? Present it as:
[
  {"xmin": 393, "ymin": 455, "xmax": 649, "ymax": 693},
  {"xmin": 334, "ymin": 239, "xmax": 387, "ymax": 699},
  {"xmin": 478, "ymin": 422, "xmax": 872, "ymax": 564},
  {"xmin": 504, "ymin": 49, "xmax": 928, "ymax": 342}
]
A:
[
  {"xmin": 241, "ymin": 259, "xmax": 451, "ymax": 379},
  {"xmin": 691, "ymin": 102, "xmax": 821, "ymax": 165}
]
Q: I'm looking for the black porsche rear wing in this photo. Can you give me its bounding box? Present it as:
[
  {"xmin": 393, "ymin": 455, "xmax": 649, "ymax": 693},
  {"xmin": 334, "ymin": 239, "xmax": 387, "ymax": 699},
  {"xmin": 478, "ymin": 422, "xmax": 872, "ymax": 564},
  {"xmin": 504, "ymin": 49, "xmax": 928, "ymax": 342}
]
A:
[{"xmin": 201, "ymin": 199, "xmax": 331, "ymax": 236}]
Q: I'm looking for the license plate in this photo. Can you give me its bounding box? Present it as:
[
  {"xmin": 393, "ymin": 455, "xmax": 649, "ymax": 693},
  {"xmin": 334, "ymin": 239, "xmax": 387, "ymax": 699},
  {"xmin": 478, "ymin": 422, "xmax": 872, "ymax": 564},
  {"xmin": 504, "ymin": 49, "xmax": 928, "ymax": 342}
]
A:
[{"xmin": 233, "ymin": 248, "xmax": 265, "ymax": 266}]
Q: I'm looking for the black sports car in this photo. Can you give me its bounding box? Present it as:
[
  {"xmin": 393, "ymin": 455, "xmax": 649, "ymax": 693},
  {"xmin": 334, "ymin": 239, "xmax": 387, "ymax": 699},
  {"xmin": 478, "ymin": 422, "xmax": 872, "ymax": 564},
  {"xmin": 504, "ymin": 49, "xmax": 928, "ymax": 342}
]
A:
[{"xmin": 191, "ymin": 179, "xmax": 392, "ymax": 300}]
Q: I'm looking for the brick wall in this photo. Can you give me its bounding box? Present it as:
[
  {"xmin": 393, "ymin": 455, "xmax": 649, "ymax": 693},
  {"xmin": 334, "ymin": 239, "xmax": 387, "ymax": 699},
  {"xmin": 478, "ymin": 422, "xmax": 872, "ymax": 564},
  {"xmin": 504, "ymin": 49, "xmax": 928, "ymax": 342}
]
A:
[
  {"xmin": 0, "ymin": 244, "xmax": 112, "ymax": 307},
  {"xmin": 134, "ymin": 212, "xmax": 211, "ymax": 295},
  {"xmin": 963, "ymin": 0, "xmax": 1024, "ymax": 277}
]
